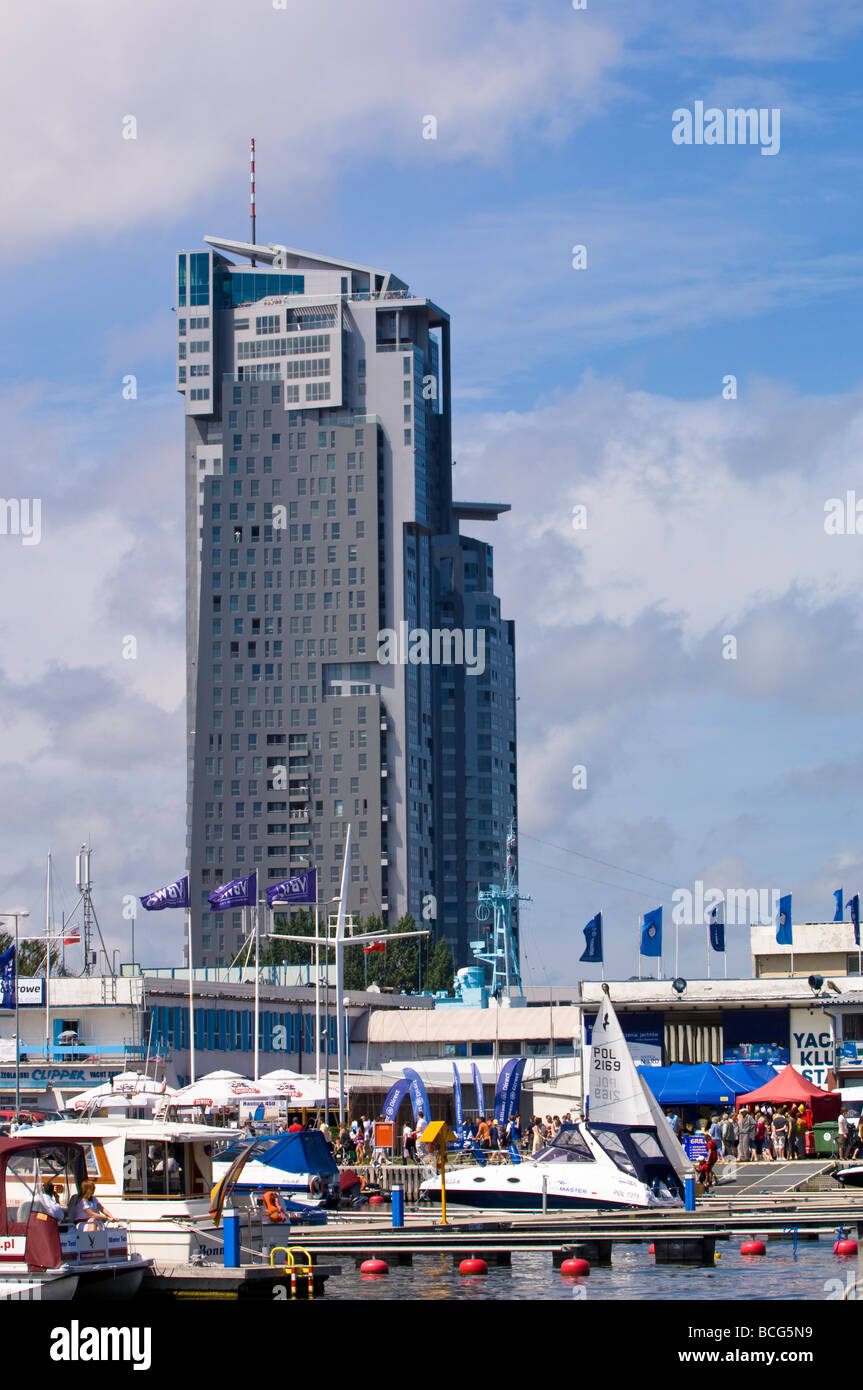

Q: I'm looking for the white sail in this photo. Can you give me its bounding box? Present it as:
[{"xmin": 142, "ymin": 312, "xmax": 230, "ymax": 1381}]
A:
[{"xmin": 588, "ymin": 989, "xmax": 691, "ymax": 1181}]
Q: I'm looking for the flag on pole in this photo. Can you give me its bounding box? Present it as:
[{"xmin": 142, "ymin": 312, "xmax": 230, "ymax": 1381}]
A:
[
  {"xmin": 848, "ymin": 894, "xmax": 860, "ymax": 947},
  {"xmin": 209, "ymin": 871, "xmax": 257, "ymax": 912},
  {"xmin": 708, "ymin": 903, "xmax": 725, "ymax": 953},
  {"xmin": 0, "ymin": 945, "xmax": 14, "ymax": 1010},
  {"xmin": 580, "ymin": 913, "xmax": 603, "ymax": 964},
  {"xmin": 640, "ymin": 907, "xmax": 662, "ymax": 957},
  {"xmin": 834, "ymin": 888, "xmax": 844, "ymax": 923},
  {"xmin": 140, "ymin": 875, "xmax": 190, "ymax": 911},
  {"xmin": 265, "ymin": 868, "xmax": 317, "ymax": 907},
  {"xmin": 776, "ymin": 893, "xmax": 792, "ymax": 946},
  {"xmin": 363, "ymin": 939, "xmax": 386, "ymax": 955}
]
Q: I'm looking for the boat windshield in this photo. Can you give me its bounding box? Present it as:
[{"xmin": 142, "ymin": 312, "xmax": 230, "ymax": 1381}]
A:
[
  {"xmin": 590, "ymin": 1128, "xmax": 637, "ymax": 1176},
  {"xmin": 536, "ymin": 1128, "xmax": 595, "ymax": 1163}
]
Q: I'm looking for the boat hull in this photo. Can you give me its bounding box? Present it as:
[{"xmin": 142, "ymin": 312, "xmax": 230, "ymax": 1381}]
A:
[{"xmin": 0, "ymin": 1274, "xmax": 79, "ymax": 1301}]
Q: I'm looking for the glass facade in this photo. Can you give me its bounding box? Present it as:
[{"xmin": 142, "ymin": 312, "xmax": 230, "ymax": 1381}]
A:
[{"xmin": 216, "ymin": 270, "xmax": 306, "ymax": 308}]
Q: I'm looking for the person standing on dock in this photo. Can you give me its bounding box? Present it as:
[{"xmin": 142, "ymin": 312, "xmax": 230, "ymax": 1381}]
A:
[
  {"xmin": 738, "ymin": 1106, "xmax": 754, "ymax": 1162},
  {"xmin": 720, "ymin": 1111, "xmax": 737, "ymax": 1158},
  {"xmin": 838, "ymin": 1107, "xmax": 849, "ymax": 1160}
]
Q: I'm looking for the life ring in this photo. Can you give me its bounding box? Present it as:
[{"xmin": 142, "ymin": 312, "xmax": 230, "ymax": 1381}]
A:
[
  {"xmin": 262, "ymin": 1190, "xmax": 287, "ymax": 1223},
  {"xmin": 308, "ymin": 1175, "xmax": 327, "ymax": 1197}
]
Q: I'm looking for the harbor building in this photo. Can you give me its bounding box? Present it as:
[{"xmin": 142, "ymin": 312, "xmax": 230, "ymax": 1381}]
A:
[{"xmin": 178, "ymin": 237, "xmax": 518, "ymax": 971}]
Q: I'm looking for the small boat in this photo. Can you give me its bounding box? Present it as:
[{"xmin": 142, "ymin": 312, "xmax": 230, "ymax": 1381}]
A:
[
  {"xmin": 7, "ymin": 1117, "xmax": 242, "ymax": 1266},
  {"xmin": 421, "ymin": 986, "xmax": 691, "ymax": 1212},
  {"xmin": 0, "ymin": 1136, "xmax": 151, "ymax": 1301},
  {"xmin": 212, "ymin": 1129, "xmax": 340, "ymax": 1204},
  {"xmin": 832, "ymin": 1165, "xmax": 863, "ymax": 1189}
]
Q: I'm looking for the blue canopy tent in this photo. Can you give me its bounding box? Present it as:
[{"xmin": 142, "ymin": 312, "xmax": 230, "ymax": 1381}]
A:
[{"xmin": 637, "ymin": 1062, "xmax": 778, "ymax": 1107}]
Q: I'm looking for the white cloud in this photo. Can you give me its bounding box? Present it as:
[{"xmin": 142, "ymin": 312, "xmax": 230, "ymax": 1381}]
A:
[{"xmin": 0, "ymin": 0, "xmax": 623, "ymax": 254}]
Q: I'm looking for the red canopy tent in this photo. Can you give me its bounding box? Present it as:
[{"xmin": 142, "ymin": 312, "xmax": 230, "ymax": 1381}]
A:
[{"xmin": 735, "ymin": 1065, "xmax": 841, "ymax": 1122}]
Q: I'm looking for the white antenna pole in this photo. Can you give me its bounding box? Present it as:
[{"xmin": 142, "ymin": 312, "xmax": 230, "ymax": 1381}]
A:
[{"xmin": 250, "ymin": 137, "xmax": 256, "ymax": 262}]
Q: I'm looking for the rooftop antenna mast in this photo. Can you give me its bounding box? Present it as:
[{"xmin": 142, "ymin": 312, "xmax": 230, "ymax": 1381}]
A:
[
  {"xmin": 66, "ymin": 843, "xmax": 114, "ymax": 979},
  {"xmin": 250, "ymin": 137, "xmax": 256, "ymax": 265}
]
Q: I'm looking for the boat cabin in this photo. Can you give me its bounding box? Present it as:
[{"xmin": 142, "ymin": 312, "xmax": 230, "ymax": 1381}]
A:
[
  {"xmin": 0, "ymin": 1136, "xmax": 130, "ymax": 1271},
  {"xmin": 537, "ymin": 1123, "xmax": 684, "ymax": 1199}
]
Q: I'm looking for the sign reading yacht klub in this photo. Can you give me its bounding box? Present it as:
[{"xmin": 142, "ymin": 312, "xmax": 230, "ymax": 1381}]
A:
[{"xmin": 789, "ymin": 1009, "xmax": 834, "ymax": 1088}]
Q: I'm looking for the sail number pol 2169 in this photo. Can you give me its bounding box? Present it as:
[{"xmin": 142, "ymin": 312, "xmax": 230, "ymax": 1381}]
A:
[{"xmin": 593, "ymin": 1047, "xmax": 621, "ymax": 1071}]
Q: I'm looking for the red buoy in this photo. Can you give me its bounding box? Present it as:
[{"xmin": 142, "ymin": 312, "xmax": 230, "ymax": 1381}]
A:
[
  {"xmin": 560, "ymin": 1257, "xmax": 590, "ymax": 1276},
  {"xmin": 834, "ymin": 1239, "xmax": 858, "ymax": 1256},
  {"xmin": 648, "ymin": 1244, "xmax": 655, "ymax": 1255},
  {"xmin": 360, "ymin": 1258, "xmax": 389, "ymax": 1276},
  {"xmin": 459, "ymin": 1257, "xmax": 488, "ymax": 1276},
  {"xmin": 368, "ymin": 1194, "xmax": 385, "ymax": 1206},
  {"xmin": 740, "ymin": 1240, "xmax": 766, "ymax": 1256}
]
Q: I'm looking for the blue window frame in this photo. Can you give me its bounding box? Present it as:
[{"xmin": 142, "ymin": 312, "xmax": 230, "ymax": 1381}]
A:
[{"xmin": 178, "ymin": 254, "xmax": 186, "ymax": 308}]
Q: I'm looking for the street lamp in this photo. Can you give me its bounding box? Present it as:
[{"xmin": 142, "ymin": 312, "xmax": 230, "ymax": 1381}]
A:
[{"xmin": 1, "ymin": 909, "xmax": 30, "ymax": 1123}]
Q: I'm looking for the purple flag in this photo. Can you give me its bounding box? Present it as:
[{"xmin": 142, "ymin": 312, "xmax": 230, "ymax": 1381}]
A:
[
  {"xmin": 209, "ymin": 871, "xmax": 257, "ymax": 912},
  {"xmin": 266, "ymin": 867, "xmax": 317, "ymax": 908},
  {"xmin": 140, "ymin": 875, "xmax": 189, "ymax": 911}
]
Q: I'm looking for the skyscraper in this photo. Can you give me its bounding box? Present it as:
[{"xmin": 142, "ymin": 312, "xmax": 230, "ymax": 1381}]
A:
[{"xmin": 179, "ymin": 235, "xmax": 518, "ymax": 970}]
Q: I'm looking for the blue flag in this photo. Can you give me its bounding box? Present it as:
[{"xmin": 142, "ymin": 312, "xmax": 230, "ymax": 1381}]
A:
[
  {"xmin": 641, "ymin": 907, "xmax": 662, "ymax": 957},
  {"xmin": 0, "ymin": 946, "xmax": 14, "ymax": 1010},
  {"xmin": 140, "ymin": 875, "xmax": 189, "ymax": 911},
  {"xmin": 266, "ymin": 868, "xmax": 317, "ymax": 907},
  {"xmin": 494, "ymin": 1057, "xmax": 527, "ymax": 1125},
  {"xmin": 848, "ymin": 894, "xmax": 860, "ymax": 948},
  {"xmin": 382, "ymin": 1078, "xmax": 411, "ymax": 1123},
  {"xmin": 834, "ymin": 889, "xmax": 844, "ymax": 923},
  {"xmin": 708, "ymin": 903, "xmax": 725, "ymax": 953},
  {"xmin": 472, "ymin": 1062, "xmax": 486, "ymax": 1118},
  {"xmin": 452, "ymin": 1064, "xmax": 464, "ymax": 1145},
  {"xmin": 209, "ymin": 871, "xmax": 257, "ymax": 912},
  {"xmin": 776, "ymin": 893, "xmax": 792, "ymax": 946},
  {"xmin": 403, "ymin": 1069, "xmax": 431, "ymax": 1130},
  {"xmin": 580, "ymin": 912, "xmax": 603, "ymax": 964}
]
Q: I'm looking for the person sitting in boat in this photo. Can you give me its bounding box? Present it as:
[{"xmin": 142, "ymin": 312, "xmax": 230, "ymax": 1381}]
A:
[
  {"xmin": 34, "ymin": 1179, "xmax": 65, "ymax": 1222},
  {"xmin": 69, "ymin": 1179, "xmax": 113, "ymax": 1231}
]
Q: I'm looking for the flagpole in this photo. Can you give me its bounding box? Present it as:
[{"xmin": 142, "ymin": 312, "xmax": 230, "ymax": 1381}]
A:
[
  {"xmin": 638, "ymin": 916, "xmax": 642, "ymax": 982},
  {"xmin": 254, "ymin": 899, "xmax": 260, "ymax": 1082},
  {"xmin": 675, "ymin": 916, "xmax": 679, "ymax": 979},
  {"xmin": 314, "ymin": 899, "xmax": 321, "ymax": 1086},
  {"xmin": 45, "ymin": 853, "xmax": 51, "ymax": 1061},
  {"xmin": 335, "ymin": 825, "xmax": 351, "ymax": 1125},
  {"xmin": 706, "ymin": 919, "xmax": 711, "ymax": 980},
  {"xmin": 188, "ymin": 906, "xmax": 196, "ymax": 1085}
]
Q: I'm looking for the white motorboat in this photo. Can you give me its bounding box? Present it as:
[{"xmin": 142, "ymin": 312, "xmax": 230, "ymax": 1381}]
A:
[
  {"xmin": 5, "ymin": 1117, "xmax": 241, "ymax": 1266},
  {"xmin": 0, "ymin": 1135, "xmax": 151, "ymax": 1301},
  {"xmin": 421, "ymin": 986, "xmax": 691, "ymax": 1212}
]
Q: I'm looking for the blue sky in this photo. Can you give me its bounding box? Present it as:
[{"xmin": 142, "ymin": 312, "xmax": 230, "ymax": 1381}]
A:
[{"xmin": 1, "ymin": 0, "xmax": 862, "ymax": 982}]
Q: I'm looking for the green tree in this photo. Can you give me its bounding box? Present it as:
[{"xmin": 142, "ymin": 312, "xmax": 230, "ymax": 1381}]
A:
[
  {"xmin": 427, "ymin": 933, "xmax": 455, "ymax": 995},
  {"xmin": 0, "ymin": 933, "xmax": 60, "ymax": 977},
  {"xmin": 257, "ymin": 908, "xmax": 315, "ymax": 966}
]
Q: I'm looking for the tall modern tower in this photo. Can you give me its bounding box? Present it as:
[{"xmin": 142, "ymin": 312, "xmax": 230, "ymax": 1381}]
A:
[{"xmin": 178, "ymin": 234, "xmax": 518, "ymax": 970}]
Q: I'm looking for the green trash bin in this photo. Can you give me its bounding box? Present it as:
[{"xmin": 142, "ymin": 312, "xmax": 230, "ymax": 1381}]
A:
[{"xmin": 814, "ymin": 1121, "xmax": 839, "ymax": 1157}]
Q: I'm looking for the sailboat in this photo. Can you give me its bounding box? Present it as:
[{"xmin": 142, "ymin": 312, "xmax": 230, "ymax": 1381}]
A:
[{"xmin": 421, "ymin": 986, "xmax": 691, "ymax": 1211}]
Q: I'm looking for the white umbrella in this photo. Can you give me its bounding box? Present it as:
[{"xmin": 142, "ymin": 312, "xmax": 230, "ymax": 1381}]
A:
[
  {"xmin": 257, "ymin": 1070, "xmax": 338, "ymax": 1107},
  {"xmin": 171, "ymin": 1070, "xmax": 270, "ymax": 1108},
  {"xmin": 69, "ymin": 1072, "xmax": 172, "ymax": 1112}
]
